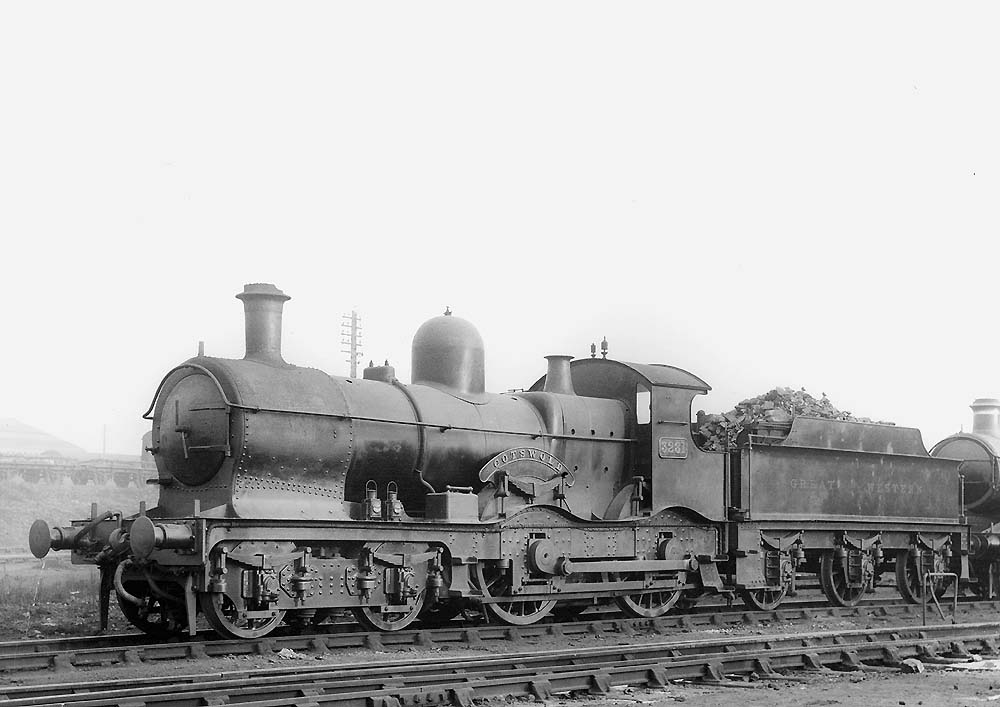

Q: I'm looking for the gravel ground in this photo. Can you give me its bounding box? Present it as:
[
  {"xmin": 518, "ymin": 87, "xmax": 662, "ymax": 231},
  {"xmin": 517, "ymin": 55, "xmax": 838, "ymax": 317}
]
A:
[
  {"xmin": 0, "ymin": 558, "xmax": 134, "ymax": 639},
  {"xmin": 537, "ymin": 667, "xmax": 1000, "ymax": 706}
]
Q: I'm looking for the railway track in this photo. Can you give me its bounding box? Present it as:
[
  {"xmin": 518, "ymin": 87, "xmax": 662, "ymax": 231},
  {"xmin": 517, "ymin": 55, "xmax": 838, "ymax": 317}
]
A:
[
  {"xmin": 2, "ymin": 595, "xmax": 998, "ymax": 674},
  {"xmin": 1, "ymin": 620, "xmax": 998, "ymax": 706}
]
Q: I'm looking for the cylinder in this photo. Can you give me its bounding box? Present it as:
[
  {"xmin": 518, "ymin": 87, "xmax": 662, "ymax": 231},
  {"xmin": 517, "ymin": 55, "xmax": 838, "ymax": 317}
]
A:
[{"xmin": 235, "ymin": 283, "xmax": 290, "ymax": 365}]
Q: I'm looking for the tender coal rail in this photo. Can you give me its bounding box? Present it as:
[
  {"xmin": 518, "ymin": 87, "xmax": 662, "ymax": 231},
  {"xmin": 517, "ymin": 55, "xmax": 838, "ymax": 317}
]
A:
[
  {"xmin": 2, "ymin": 621, "xmax": 999, "ymax": 707},
  {"xmin": 2, "ymin": 597, "xmax": 999, "ymax": 674}
]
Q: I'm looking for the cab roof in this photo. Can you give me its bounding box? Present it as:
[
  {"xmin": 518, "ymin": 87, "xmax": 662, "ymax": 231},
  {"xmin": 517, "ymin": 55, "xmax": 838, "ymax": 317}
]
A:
[{"xmin": 530, "ymin": 358, "xmax": 711, "ymax": 393}]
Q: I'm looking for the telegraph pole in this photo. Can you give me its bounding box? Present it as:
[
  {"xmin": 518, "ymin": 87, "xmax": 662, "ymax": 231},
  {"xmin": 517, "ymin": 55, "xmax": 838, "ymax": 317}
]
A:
[{"xmin": 341, "ymin": 310, "xmax": 363, "ymax": 377}]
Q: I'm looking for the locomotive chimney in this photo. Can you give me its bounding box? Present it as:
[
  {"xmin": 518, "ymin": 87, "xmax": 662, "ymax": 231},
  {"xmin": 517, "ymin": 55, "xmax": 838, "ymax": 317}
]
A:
[
  {"xmin": 236, "ymin": 283, "xmax": 291, "ymax": 365},
  {"xmin": 542, "ymin": 355, "xmax": 576, "ymax": 395},
  {"xmin": 971, "ymin": 398, "xmax": 1000, "ymax": 438}
]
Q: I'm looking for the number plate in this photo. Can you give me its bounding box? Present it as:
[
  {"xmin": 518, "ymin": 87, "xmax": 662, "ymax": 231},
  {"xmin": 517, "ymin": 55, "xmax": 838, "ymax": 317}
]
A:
[{"xmin": 658, "ymin": 437, "xmax": 689, "ymax": 459}]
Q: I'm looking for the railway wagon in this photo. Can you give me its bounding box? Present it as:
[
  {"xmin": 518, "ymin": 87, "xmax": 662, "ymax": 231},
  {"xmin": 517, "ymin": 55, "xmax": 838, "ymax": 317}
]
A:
[{"xmin": 29, "ymin": 284, "xmax": 968, "ymax": 638}]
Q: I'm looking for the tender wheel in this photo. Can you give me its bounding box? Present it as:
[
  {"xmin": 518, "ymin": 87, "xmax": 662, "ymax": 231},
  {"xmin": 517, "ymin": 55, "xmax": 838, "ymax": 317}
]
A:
[
  {"xmin": 354, "ymin": 597, "xmax": 424, "ymax": 632},
  {"xmin": 614, "ymin": 572, "xmax": 682, "ymax": 618},
  {"xmin": 116, "ymin": 580, "xmax": 187, "ymax": 638},
  {"xmin": 896, "ymin": 551, "xmax": 951, "ymax": 604},
  {"xmin": 740, "ymin": 557, "xmax": 793, "ymax": 611},
  {"xmin": 199, "ymin": 592, "xmax": 285, "ymax": 639},
  {"xmin": 475, "ymin": 564, "xmax": 555, "ymax": 626},
  {"xmin": 819, "ymin": 552, "xmax": 869, "ymax": 607},
  {"xmin": 739, "ymin": 586, "xmax": 787, "ymax": 611}
]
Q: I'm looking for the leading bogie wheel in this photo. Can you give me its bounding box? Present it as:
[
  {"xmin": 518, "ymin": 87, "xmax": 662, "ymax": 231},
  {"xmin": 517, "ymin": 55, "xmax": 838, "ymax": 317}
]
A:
[
  {"xmin": 200, "ymin": 592, "xmax": 285, "ymax": 639},
  {"xmin": 116, "ymin": 579, "xmax": 187, "ymax": 638}
]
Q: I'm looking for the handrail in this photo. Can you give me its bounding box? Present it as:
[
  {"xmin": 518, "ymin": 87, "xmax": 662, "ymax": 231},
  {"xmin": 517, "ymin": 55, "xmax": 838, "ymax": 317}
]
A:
[
  {"xmin": 142, "ymin": 365, "xmax": 635, "ymax": 443},
  {"xmin": 921, "ymin": 571, "xmax": 959, "ymax": 625},
  {"xmin": 142, "ymin": 364, "xmax": 232, "ymax": 420}
]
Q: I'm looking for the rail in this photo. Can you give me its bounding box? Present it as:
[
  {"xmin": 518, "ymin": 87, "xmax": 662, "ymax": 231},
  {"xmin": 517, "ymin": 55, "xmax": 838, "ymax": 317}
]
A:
[
  {"xmin": 2, "ymin": 621, "xmax": 999, "ymax": 706},
  {"xmin": 3, "ymin": 595, "xmax": 1000, "ymax": 674}
]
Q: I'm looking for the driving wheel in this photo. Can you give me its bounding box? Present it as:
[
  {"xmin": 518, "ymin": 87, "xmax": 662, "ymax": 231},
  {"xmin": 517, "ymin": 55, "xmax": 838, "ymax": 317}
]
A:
[
  {"xmin": 614, "ymin": 572, "xmax": 683, "ymax": 618},
  {"xmin": 475, "ymin": 564, "xmax": 555, "ymax": 625}
]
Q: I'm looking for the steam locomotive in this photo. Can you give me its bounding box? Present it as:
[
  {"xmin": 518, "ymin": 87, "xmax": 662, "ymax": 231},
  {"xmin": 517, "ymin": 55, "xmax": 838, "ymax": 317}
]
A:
[{"xmin": 27, "ymin": 284, "xmax": 1000, "ymax": 638}]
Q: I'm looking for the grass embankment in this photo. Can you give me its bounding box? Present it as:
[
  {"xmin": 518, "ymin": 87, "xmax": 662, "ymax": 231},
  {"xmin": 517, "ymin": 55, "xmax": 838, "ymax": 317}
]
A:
[
  {"xmin": 0, "ymin": 559, "xmax": 118, "ymax": 639},
  {"xmin": 0, "ymin": 479, "xmax": 157, "ymax": 638},
  {"xmin": 0, "ymin": 477, "xmax": 156, "ymax": 549}
]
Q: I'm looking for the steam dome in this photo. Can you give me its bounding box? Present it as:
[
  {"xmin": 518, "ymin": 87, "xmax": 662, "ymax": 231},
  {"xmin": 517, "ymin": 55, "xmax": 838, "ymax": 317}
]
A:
[{"xmin": 411, "ymin": 309, "xmax": 485, "ymax": 397}]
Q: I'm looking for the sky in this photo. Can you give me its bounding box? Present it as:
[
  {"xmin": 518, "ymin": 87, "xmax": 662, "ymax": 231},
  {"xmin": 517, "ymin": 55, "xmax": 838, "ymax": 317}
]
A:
[{"xmin": 1, "ymin": 2, "xmax": 998, "ymax": 455}]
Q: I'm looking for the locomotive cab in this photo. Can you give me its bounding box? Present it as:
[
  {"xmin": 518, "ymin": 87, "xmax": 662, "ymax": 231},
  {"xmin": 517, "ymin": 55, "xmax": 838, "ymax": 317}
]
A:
[{"xmin": 532, "ymin": 359, "xmax": 726, "ymax": 522}]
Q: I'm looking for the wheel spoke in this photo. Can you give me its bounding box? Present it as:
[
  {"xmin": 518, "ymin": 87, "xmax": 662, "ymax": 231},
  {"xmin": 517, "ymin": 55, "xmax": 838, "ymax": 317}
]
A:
[
  {"xmin": 476, "ymin": 565, "xmax": 554, "ymax": 626},
  {"xmin": 200, "ymin": 592, "xmax": 285, "ymax": 639},
  {"xmin": 615, "ymin": 573, "xmax": 682, "ymax": 618},
  {"xmin": 820, "ymin": 551, "xmax": 867, "ymax": 608},
  {"xmin": 895, "ymin": 550, "xmax": 951, "ymax": 605}
]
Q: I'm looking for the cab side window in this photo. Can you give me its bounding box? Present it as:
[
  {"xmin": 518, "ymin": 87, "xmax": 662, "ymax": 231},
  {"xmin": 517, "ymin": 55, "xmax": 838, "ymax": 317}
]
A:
[
  {"xmin": 636, "ymin": 385, "xmax": 651, "ymax": 425},
  {"xmin": 634, "ymin": 384, "xmax": 653, "ymax": 478}
]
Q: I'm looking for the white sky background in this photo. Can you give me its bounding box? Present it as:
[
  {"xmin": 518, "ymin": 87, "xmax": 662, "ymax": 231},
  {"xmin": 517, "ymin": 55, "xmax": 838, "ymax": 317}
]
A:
[{"xmin": 0, "ymin": 3, "xmax": 997, "ymax": 455}]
